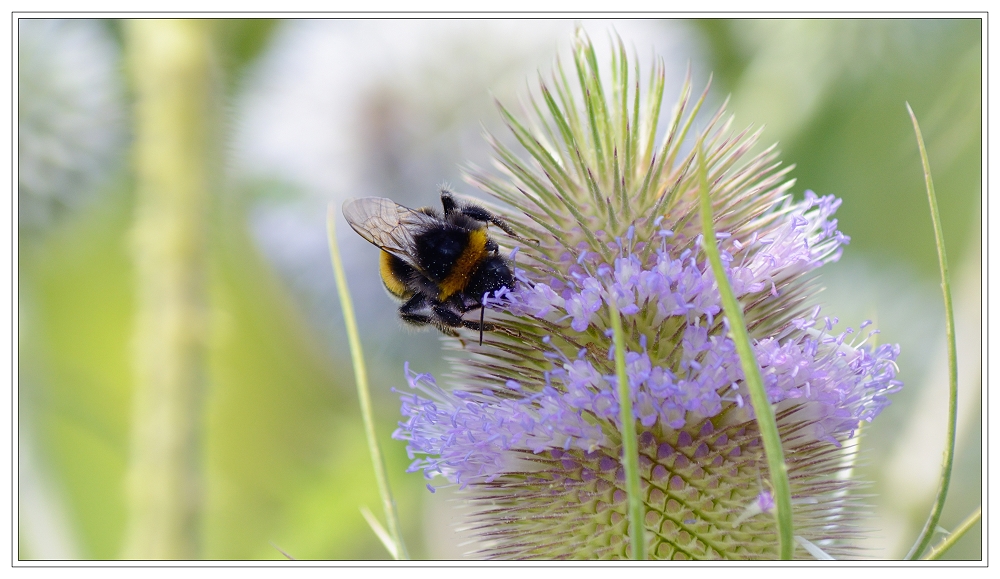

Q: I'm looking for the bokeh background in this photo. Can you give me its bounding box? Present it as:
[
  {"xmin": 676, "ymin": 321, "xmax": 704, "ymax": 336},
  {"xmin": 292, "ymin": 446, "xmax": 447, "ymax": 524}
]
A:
[{"xmin": 17, "ymin": 18, "xmax": 982, "ymax": 560}]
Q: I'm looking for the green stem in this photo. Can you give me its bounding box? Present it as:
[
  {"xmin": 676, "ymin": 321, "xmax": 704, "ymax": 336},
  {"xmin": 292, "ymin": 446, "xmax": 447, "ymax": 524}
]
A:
[
  {"xmin": 922, "ymin": 506, "xmax": 982, "ymax": 560},
  {"xmin": 696, "ymin": 139, "xmax": 794, "ymax": 560},
  {"xmin": 904, "ymin": 103, "xmax": 959, "ymax": 561},
  {"xmin": 327, "ymin": 206, "xmax": 408, "ymax": 560},
  {"xmin": 122, "ymin": 19, "xmax": 217, "ymax": 560},
  {"xmin": 608, "ymin": 301, "xmax": 646, "ymax": 560}
]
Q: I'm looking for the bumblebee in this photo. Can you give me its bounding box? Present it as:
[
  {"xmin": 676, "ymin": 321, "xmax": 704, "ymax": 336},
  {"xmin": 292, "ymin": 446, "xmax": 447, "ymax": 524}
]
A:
[{"xmin": 343, "ymin": 190, "xmax": 525, "ymax": 343}]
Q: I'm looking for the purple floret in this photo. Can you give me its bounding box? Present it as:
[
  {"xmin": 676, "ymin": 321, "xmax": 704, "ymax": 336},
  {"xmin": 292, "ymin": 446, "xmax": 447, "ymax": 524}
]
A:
[{"xmin": 393, "ymin": 191, "xmax": 901, "ymax": 487}]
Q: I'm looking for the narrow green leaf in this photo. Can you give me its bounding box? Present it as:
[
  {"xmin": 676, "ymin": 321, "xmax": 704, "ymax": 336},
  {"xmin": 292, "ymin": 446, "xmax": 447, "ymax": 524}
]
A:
[
  {"xmin": 327, "ymin": 206, "xmax": 408, "ymax": 560},
  {"xmin": 359, "ymin": 505, "xmax": 399, "ymax": 560},
  {"xmin": 903, "ymin": 103, "xmax": 959, "ymax": 561},
  {"xmin": 922, "ymin": 507, "xmax": 982, "ymax": 560},
  {"xmin": 696, "ymin": 140, "xmax": 794, "ymax": 560},
  {"xmin": 608, "ymin": 300, "xmax": 646, "ymax": 560}
]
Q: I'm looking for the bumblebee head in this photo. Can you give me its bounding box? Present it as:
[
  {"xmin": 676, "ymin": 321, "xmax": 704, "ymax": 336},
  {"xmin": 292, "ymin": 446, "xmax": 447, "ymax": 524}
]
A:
[{"xmin": 467, "ymin": 255, "xmax": 514, "ymax": 301}]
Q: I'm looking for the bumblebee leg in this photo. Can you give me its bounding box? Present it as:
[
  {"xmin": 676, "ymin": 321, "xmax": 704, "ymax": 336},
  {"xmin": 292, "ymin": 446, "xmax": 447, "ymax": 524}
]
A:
[
  {"xmin": 433, "ymin": 303, "xmax": 523, "ymax": 343},
  {"xmin": 397, "ymin": 295, "xmax": 462, "ymax": 337},
  {"xmin": 398, "ymin": 293, "xmax": 427, "ymax": 316},
  {"xmin": 431, "ymin": 303, "xmax": 492, "ymax": 331},
  {"xmin": 400, "ymin": 309, "xmax": 460, "ymax": 337},
  {"xmin": 440, "ymin": 187, "xmax": 537, "ymax": 244},
  {"xmin": 399, "ymin": 311, "xmax": 434, "ymax": 328},
  {"xmin": 440, "ymin": 188, "xmax": 460, "ymax": 215},
  {"xmin": 397, "ymin": 294, "xmax": 448, "ymax": 333}
]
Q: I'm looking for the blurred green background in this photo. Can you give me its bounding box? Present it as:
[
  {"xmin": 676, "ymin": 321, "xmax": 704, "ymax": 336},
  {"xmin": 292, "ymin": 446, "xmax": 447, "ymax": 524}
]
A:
[{"xmin": 17, "ymin": 18, "xmax": 981, "ymax": 560}]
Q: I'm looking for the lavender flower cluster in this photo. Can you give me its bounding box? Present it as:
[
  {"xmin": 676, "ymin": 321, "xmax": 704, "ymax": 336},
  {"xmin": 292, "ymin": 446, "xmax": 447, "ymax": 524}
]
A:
[{"xmin": 393, "ymin": 191, "xmax": 901, "ymax": 489}]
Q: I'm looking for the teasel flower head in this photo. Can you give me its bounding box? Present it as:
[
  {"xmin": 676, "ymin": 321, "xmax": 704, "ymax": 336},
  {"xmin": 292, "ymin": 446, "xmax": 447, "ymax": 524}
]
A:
[{"xmin": 393, "ymin": 30, "xmax": 902, "ymax": 560}]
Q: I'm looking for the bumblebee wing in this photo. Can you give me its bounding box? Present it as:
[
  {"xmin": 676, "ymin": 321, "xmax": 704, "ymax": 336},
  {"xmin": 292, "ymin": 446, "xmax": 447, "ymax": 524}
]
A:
[{"xmin": 342, "ymin": 197, "xmax": 437, "ymax": 264}]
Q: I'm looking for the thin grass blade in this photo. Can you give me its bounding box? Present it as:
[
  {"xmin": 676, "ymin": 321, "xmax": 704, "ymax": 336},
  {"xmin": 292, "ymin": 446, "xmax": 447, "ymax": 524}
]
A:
[
  {"xmin": 922, "ymin": 506, "xmax": 982, "ymax": 560},
  {"xmin": 609, "ymin": 300, "xmax": 646, "ymax": 560},
  {"xmin": 697, "ymin": 139, "xmax": 794, "ymax": 559},
  {"xmin": 360, "ymin": 505, "xmax": 399, "ymax": 560},
  {"xmin": 327, "ymin": 205, "xmax": 409, "ymax": 560},
  {"xmin": 903, "ymin": 103, "xmax": 959, "ymax": 561}
]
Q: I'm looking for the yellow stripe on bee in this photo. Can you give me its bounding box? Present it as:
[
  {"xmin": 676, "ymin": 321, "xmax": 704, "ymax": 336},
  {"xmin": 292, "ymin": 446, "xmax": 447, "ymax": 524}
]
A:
[
  {"xmin": 438, "ymin": 228, "xmax": 487, "ymax": 301},
  {"xmin": 379, "ymin": 250, "xmax": 411, "ymax": 299}
]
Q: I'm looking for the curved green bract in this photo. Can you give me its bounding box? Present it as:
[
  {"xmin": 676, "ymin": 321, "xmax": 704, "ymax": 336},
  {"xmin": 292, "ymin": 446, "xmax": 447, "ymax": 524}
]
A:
[
  {"xmin": 696, "ymin": 140, "xmax": 794, "ymax": 560},
  {"xmin": 923, "ymin": 507, "xmax": 981, "ymax": 560},
  {"xmin": 609, "ymin": 300, "xmax": 647, "ymax": 560},
  {"xmin": 903, "ymin": 104, "xmax": 960, "ymax": 561}
]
